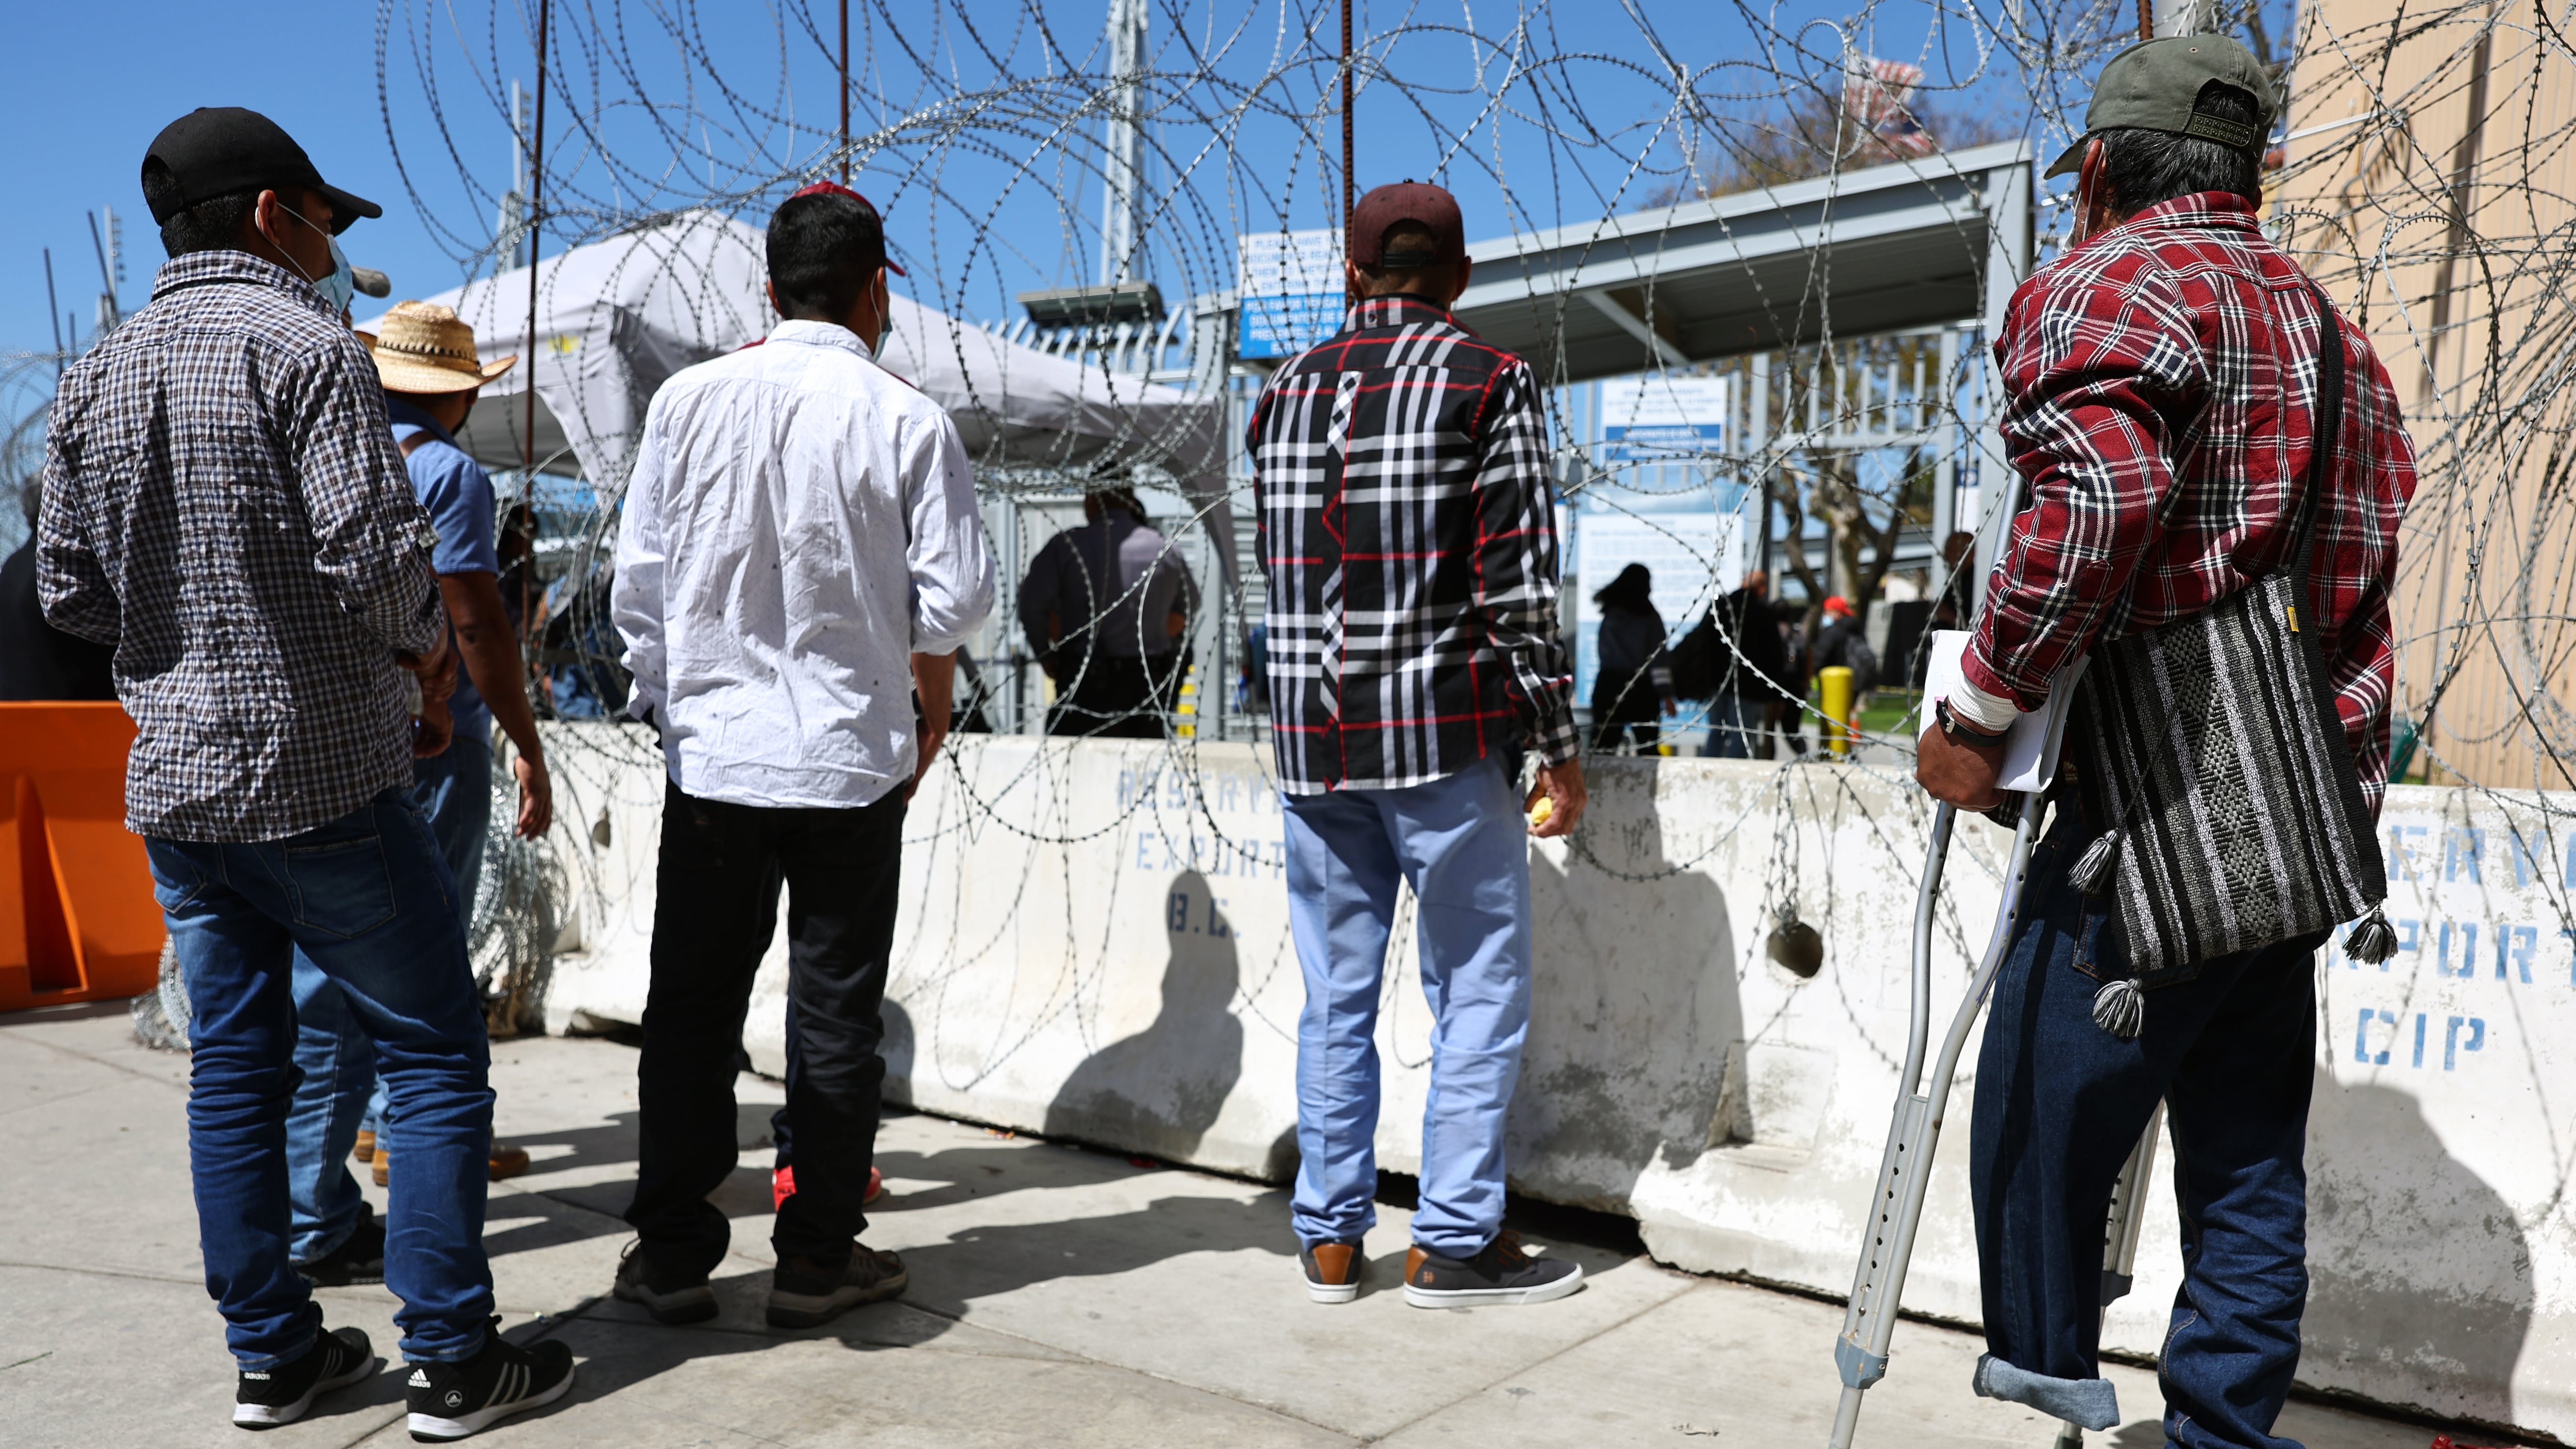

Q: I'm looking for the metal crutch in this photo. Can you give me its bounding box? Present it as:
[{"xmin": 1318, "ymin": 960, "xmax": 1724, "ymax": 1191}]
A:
[
  {"xmin": 1827, "ymin": 789, "xmax": 2046, "ymax": 1448},
  {"xmin": 2049, "ymin": 1104, "xmax": 2166, "ymax": 1448}
]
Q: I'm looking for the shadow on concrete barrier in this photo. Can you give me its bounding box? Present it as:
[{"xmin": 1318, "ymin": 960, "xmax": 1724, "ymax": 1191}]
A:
[
  {"xmin": 0, "ymin": 702, "xmax": 162, "ymax": 1013},
  {"xmin": 529, "ymin": 723, "xmax": 2575, "ymax": 1442}
]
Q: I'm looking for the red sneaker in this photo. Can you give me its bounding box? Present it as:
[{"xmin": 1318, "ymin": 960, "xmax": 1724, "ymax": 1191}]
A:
[{"xmin": 772, "ymin": 1166, "xmax": 884, "ymax": 1210}]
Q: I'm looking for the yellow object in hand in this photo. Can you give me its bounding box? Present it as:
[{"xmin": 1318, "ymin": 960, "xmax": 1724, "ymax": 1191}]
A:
[{"xmin": 1528, "ymin": 795, "xmax": 1554, "ymax": 828}]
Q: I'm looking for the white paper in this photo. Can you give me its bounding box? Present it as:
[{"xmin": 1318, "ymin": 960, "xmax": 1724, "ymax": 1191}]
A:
[{"xmin": 1919, "ymin": 630, "xmax": 2089, "ymax": 794}]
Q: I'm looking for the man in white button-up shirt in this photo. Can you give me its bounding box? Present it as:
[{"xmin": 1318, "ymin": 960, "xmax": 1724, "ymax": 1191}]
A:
[{"xmin": 608, "ymin": 182, "xmax": 995, "ymax": 1332}]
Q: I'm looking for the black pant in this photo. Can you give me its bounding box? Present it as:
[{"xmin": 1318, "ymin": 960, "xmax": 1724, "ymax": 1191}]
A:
[
  {"xmin": 1047, "ymin": 653, "xmax": 1176, "ymax": 739},
  {"xmin": 626, "ymin": 779, "xmax": 905, "ymax": 1277},
  {"xmin": 1589, "ymin": 672, "xmax": 1661, "ymax": 753}
]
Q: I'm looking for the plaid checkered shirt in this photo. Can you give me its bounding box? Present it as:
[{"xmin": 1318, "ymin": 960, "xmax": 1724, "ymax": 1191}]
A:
[
  {"xmin": 38, "ymin": 250, "xmax": 444, "ymax": 841},
  {"xmin": 1967, "ymin": 192, "xmax": 2418, "ymax": 811},
  {"xmin": 1248, "ymin": 294, "xmax": 1577, "ymax": 794}
]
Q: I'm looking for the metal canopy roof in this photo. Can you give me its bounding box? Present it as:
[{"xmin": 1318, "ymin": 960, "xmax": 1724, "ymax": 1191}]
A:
[{"xmin": 1450, "ymin": 141, "xmax": 2034, "ymax": 384}]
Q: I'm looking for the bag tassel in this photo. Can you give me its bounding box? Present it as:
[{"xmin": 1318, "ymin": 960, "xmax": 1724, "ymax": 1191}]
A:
[
  {"xmin": 2069, "ymin": 832, "xmax": 2120, "ymax": 895},
  {"xmin": 2344, "ymin": 904, "xmax": 2398, "ymax": 965},
  {"xmin": 2092, "ymin": 978, "xmax": 2145, "ymax": 1040}
]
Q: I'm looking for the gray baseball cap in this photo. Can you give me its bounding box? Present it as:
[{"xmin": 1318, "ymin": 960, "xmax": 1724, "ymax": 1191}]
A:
[{"xmin": 2045, "ymin": 35, "xmax": 2277, "ymax": 179}]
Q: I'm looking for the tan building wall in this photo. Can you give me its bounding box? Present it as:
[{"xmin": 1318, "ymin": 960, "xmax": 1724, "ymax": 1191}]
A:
[{"xmin": 2274, "ymin": 0, "xmax": 2576, "ymax": 793}]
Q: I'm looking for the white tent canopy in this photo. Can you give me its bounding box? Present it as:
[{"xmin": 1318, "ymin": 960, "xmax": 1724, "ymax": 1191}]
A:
[{"xmin": 374, "ymin": 210, "xmax": 1232, "ymax": 574}]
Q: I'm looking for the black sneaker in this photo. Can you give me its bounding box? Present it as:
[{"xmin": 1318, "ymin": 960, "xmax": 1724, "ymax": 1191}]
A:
[
  {"xmin": 1298, "ymin": 1238, "xmax": 1365, "ymax": 1304},
  {"xmin": 1401, "ymin": 1232, "xmax": 1585, "ymax": 1308},
  {"xmin": 296, "ymin": 1206, "xmax": 386, "ymax": 1288},
  {"xmin": 766, "ymin": 1243, "xmax": 907, "ymax": 1328},
  {"xmin": 612, "ymin": 1240, "xmax": 717, "ymax": 1325},
  {"xmin": 403, "ymin": 1320, "xmax": 575, "ymax": 1442},
  {"xmin": 234, "ymin": 1325, "xmax": 380, "ymax": 1429}
]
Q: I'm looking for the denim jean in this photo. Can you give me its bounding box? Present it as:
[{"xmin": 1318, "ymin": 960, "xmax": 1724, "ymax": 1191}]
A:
[
  {"xmin": 150, "ymin": 789, "xmax": 496, "ymax": 1368},
  {"xmin": 626, "ymin": 780, "xmax": 905, "ymax": 1279},
  {"xmin": 284, "ymin": 734, "xmax": 493, "ymax": 1262},
  {"xmin": 1704, "ymin": 690, "xmax": 1766, "ymax": 759},
  {"xmin": 1968, "ymin": 826, "xmax": 2319, "ymax": 1447},
  {"xmin": 1282, "ymin": 753, "xmax": 1532, "ymax": 1257}
]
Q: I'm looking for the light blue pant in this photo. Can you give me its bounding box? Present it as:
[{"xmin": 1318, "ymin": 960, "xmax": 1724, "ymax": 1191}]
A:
[
  {"xmin": 1282, "ymin": 753, "xmax": 1532, "ymax": 1258},
  {"xmin": 286, "ymin": 734, "xmax": 492, "ymax": 1261}
]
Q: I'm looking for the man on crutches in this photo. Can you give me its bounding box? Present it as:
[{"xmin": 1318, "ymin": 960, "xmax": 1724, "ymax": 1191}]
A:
[{"xmin": 1910, "ymin": 36, "xmax": 2414, "ymax": 1448}]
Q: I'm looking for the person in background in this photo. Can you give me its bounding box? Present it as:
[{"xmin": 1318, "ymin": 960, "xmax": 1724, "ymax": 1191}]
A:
[
  {"xmin": 1810, "ymin": 594, "xmax": 1878, "ymax": 723},
  {"xmin": 1704, "ymin": 569, "xmax": 1787, "ymax": 759},
  {"xmin": 610, "ymin": 180, "xmax": 994, "ymax": 1331},
  {"xmin": 1, "ymin": 482, "xmax": 117, "ymax": 701},
  {"xmin": 41, "ymin": 106, "xmax": 571, "ymax": 1438},
  {"xmin": 1248, "ymin": 179, "xmax": 1586, "ymax": 1310},
  {"xmin": 1914, "ymin": 38, "xmax": 2412, "ymax": 1441},
  {"xmin": 1018, "ymin": 483, "xmax": 1198, "ymax": 739},
  {"xmin": 275, "ymin": 302, "xmax": 560, "ymax": 1293},
  {"xmin": 1588, "ymin": 563, "xmax": 1673, "ymax": 753}
]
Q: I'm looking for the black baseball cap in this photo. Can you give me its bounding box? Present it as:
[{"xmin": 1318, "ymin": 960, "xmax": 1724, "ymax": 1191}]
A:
[
  {"xmin": 2045, "ymin": 36, "xmax": 2278, "ymax": 179},
  {"xmin": 141, "ymin": 107, "xmax": 383, "ymax": 235}
]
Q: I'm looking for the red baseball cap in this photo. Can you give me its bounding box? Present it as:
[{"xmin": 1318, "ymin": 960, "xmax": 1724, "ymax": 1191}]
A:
[
  {"xmin": 1822, "ymin": 595, "xmax": 1856, "ymax": 618},
  {"xmin": 1349, "ymin": 180, "xmax": 1466, "ymax": 269},
  {"xmin": 782, "ymin": 180, "xmax": 907, "ymax": 276}
]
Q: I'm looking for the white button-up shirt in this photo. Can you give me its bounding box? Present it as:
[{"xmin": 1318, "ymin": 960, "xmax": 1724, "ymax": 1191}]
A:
[{"xmin": 613, "ymin": 319, "xmax": 996, "ymax": 809}]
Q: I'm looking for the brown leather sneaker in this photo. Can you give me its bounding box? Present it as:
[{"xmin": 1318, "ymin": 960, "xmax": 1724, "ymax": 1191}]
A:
[
  {"xmin": 1299, "ymin": 1238, "xmax": 1365, "ymax": 1304},
  {"xmin": 369, "ymin": 1145, "xmax": 533, "ymax": 1187},
  {"xmin": 767, "ymin": 1243, "xmax": 908, "ymax": 1328},
  {"xmin": 353, "ymin": 1128, "xmax": 377, "ymax": 1164}
]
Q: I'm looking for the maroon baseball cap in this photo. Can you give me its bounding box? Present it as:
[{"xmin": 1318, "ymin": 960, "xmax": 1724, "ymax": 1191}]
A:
[
  {"xmin": 1349, "ymin": 180, "xmax": 1466, "ymax": 269},
  {"xmin": 781, "ymin": 180, "xmax": 907, "ymax": 276}
]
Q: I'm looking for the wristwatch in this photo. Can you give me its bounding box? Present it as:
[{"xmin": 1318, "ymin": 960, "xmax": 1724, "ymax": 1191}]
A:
[{"xmin": 1936, "ymin": 697, "xmax": 2010, "ymax": 749}]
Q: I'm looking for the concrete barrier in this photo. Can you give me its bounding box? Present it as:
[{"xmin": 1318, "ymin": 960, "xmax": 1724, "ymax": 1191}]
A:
[{"xmin": 530, "ymin": 722, "xmax": 2574, "ymax": 1440}]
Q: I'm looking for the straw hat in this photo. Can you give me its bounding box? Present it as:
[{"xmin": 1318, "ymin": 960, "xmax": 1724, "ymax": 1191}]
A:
[{"xmin": 359, "ymin": 300, "xmax": 517, "ymax": 395}]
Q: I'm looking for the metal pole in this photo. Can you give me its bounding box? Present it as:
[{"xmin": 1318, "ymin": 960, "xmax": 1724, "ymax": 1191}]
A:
[
  {"xmin": 1341, "ymin": 0, "xmax": 1354, "ymax": 305},
  {"xmin": 523, "ymin": 0, "xmax": 552, "ymax": 646},
  {"xmin": 43, "ymin": 249, "xmax": 64, "ymax": 375},
  {"xmin": 838, "ymin": 0, "xmax": 850, "ymax": 184}
]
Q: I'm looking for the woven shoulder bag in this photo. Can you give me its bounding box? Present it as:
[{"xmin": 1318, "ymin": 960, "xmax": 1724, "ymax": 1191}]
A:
[{"xmin": 2066, "ymin": 284, "xmax": 2396, "ymax": 1039}]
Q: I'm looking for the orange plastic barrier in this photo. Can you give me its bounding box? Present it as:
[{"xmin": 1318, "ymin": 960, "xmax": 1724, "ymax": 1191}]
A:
[{"xmin": 0, "ymin": 703, "xmax": 164, "ymax": 1013}]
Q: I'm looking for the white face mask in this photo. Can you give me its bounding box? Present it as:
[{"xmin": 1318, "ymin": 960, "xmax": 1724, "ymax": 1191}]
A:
[{"xmin": 264, "ymin": 199, "xmax": 351, "ymax": 313}]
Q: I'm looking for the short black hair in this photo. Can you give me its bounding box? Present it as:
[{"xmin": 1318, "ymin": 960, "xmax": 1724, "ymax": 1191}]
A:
[
  {"xmin": 1355, "ymin": 220, "xmax": 1460, "ymax": 298},
  {"xmin": 767, "ymin": 191, "xmax": 886, "ymax": 318},
  {"xmin": 141, "ymin": 158, "xmax": 259, "ymax": 258},
  {"xmin": 2099, "ymin": 79, "xmax": 2265, "ymax": 213}
]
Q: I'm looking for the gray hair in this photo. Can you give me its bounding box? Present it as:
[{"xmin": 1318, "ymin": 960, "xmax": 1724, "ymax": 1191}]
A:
[{"xmin": 2100, "ymin": 79, "xmax": 2265, "ymax": 214}]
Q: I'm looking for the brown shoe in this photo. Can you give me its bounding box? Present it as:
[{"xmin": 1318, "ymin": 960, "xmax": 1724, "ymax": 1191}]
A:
[
  {"xmin": 488, "ymin": 1145, "xmax": 531, "ymax": 1181},
  {"xmin": 353, "ymin": 1128, "xmax": 377, "ymax": 1164},
  {"xmin": 766, "ymin": 1243, "xmax": 907, "ymax": 1328},
  {"xmin": 1300, "ymin": 1239, "xmax": 1364, "ymax": 1304},
  {"xmin": 371, "ymin": 1151, "xmax": 389, "ymax": 1189}
]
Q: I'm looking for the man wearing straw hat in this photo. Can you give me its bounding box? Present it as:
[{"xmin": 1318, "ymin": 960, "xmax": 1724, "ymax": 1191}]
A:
[{"xmin": 278, "ymin": 301, "xmax": 558, "ymax": 1290}]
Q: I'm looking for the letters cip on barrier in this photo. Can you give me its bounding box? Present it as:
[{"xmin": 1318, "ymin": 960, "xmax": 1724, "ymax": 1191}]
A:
[{"xmin": 529, "ymin": 723, "xmax": 2575, "ymax": 1440}]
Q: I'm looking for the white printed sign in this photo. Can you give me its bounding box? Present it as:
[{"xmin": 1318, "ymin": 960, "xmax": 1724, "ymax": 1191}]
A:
[
  {"xmin": 1598, "ymin": 374, "xmax": 1729, "ymax": 461},
  {"xmin": 1236, "ymin": 228, "xmax": 1344, "ymax": 360}
]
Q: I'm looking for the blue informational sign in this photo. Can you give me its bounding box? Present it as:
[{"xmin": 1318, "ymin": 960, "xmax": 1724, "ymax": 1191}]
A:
[
  {"xmin": 1236, "ymin": 229, "xmax": 1344, "ymax": 361},
  {"xmin": 1597, "ymin": 375, "xmax": 1730, "ymax": 462}
]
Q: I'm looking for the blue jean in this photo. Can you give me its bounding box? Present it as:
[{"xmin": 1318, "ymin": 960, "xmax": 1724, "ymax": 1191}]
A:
[
  {"xmin": 1704, "ymin": 690, "xmax": 1765, "ymax": 759},
  {"xmin": 285, "ymin": 735, "xmax": 493, "ymax": 1262},
  {"xmin": 150, "ymin": 789, "xmax": 496, "ymax": 1368},
  {"xmin": 1282, "ymin": 753, "xmax": 1532, "ymax": 1257},
  {"xmin": 1968, "ymin": 827, "xmax": 2318, "ymax": 1447}
]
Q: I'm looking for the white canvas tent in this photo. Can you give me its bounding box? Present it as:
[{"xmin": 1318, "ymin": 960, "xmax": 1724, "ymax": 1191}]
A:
[{"xmin": 374, "ymin": 209, "xmax": 1233, "ymax": 577}]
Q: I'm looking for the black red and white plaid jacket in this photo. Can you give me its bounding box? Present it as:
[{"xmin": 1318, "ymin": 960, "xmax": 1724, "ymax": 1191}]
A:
[
  {"xmin": 1247, "ymin": 294, "xmax": 1577, "ymax": 794},
  {"xmin": 1967, "ymin": 192, "xmax": 2417, "ymax": 811}
]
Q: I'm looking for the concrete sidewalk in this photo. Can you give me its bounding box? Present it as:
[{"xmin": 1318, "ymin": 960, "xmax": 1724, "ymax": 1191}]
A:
[{"xmin": 0, "ymin": 1004, "xmax": 2441, "ymax": 1448}]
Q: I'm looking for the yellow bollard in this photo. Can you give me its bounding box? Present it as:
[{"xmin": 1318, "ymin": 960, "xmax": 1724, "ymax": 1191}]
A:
[{"xmin": 1819, "ymin": 666, "xmax": 1854, "ymax": 757}]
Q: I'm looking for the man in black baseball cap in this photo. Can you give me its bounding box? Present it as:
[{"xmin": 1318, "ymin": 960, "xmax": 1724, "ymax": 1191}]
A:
[{"xmin": 37, "ymin": 108, "xmax": 580, "ymax": 1436}]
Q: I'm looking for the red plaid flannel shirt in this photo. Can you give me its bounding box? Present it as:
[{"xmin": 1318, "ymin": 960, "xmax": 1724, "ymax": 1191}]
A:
[
  {"xmin": 1248, "ymin": 294, "xmax": 1578, "ymax": 793},
  {"xmin": 1967, "ymin": 192, "xmax": 2417, "ymax": 811}
]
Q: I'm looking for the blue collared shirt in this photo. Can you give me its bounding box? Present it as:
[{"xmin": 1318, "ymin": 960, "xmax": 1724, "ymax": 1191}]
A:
[{"xmin": 386, "ymin": 396, "xmax": 499, "ymax": 744}]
